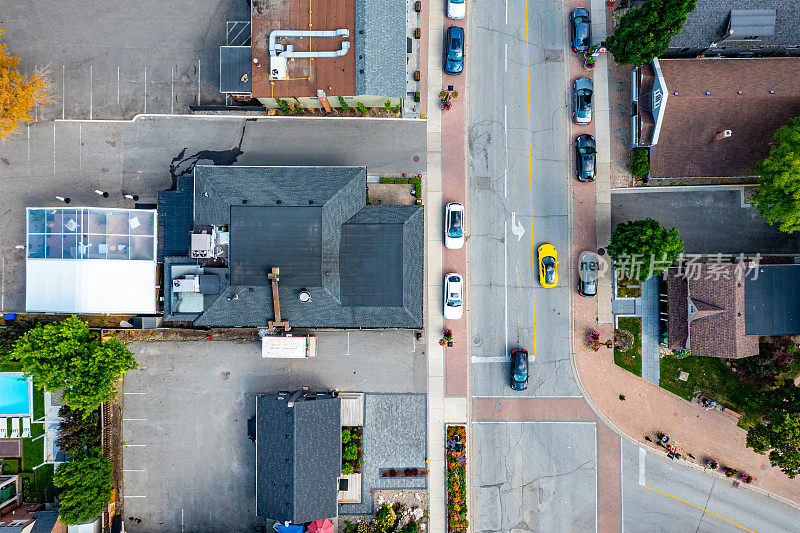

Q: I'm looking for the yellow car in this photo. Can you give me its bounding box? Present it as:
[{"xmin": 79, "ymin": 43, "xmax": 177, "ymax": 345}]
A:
[{"xmin": 538, "ymin": 244, "xmax": 559, "ymax": 288}]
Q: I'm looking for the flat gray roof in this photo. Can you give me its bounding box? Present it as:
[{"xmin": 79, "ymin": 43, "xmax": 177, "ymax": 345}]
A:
[
  {"xmin": 220, "ymin": 46, "xmax": 252, "ymax": 94},
  {"xmin": 745, "ymin": 264, "xmax": 800, "ymax": 335}
]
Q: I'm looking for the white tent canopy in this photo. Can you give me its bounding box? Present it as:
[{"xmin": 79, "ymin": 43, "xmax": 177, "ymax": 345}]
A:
[{"xmin": 25, "ymin": 207, "xmax": 157, "ymax": 314}]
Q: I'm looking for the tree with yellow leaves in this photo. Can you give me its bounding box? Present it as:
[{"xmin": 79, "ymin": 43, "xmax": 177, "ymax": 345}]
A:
[{"xmin": 0, "ymin": 29, "xmax": 53, "ymax": 139}]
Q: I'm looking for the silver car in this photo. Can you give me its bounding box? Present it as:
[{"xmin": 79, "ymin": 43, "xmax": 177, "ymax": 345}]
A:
[
  {"xmin": 578, "ymin": 251, "xmax": 599, "ymax": 297},
  {"xmin": 573, "ymin": 77, "xmax": 593, "ymax": 125}
]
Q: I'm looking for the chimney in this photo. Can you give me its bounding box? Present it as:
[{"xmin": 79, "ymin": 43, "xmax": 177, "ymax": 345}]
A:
[{"xmin": 715, "ymin": 130, "xmax": 732, "ymax": 140}]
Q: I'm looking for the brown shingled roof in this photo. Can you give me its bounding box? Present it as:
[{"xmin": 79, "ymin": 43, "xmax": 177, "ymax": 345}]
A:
[
  {"xmin": 666, "ymin": 264, "xmax": 759, "ymax": 359},
  {"xmin": 650, "ymin": 58, "xmax": 800, "ymax": 178}
]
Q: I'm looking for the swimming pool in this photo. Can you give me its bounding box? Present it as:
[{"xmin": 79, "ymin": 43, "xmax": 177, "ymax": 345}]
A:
[{"xmin": 0, "ymin": 373, "xmax": 33, "ymax": 417}]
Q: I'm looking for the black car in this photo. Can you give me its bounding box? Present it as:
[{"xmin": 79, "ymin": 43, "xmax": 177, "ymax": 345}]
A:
[
  {"xmin": 575, "ymin": 134, "xmax": 596, "ymax": 182},
  {"xmin": 570, "ymin": 8, "xmax": 591, "ymax": 53},
  {"xmin": 510, "ymin": 349, "xmax": 528, "ymax": 391},
  {"xmin": 578, "ymin": 251, "xmax": 599, "ymax": 297},
  {"xmin": 444, "ymin": 26, "xmax": 464, "ymax": 75}
]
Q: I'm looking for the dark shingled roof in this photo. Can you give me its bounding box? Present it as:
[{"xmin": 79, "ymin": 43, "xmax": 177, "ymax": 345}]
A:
[
  {"xmin": 31, "ymin": 512, "xmax": 59, "ymax": 533},
  {"xmin": 745, "ymin": 264, "xmax": 800, "ymax": 335},
  {"xmin": 649, "ymin": 57, "xmax": 800, "ymax": 178},
  {"xmin": 666, "ymin": 1, "xmax": 800, "ymax": 52},
  {"xmin": 160, "ymin": 166, "xmax": 423, "ymax": 328},
  {"xmin": 256, "ymin": 392, "xmax": 341, "ymax": 523},
  {"xmin": 666, "ymin": 265, "xmax": 758, "ymax": 359}
]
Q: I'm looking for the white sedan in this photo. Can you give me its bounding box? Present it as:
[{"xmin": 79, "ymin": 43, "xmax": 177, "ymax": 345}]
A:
[
  {"xmin": 444, "ymin": 273, "xmax": 464, "ymax": 320},
  {"xmin": 444, "ymin": 202, "xmax": 464, "ymax": 249},
  {"xmin": 447, "ymin": 0, "xmax": 466, "ymax": 19}
]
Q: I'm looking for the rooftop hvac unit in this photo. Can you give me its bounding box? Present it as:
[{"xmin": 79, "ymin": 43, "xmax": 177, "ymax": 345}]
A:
[
  {"xmin": 173, "ymin": 275, "xmax": 200, "ymax": 293},
  {"xmin": 191, "ymin": 233, "xmax": 213, "ymax": 258}
]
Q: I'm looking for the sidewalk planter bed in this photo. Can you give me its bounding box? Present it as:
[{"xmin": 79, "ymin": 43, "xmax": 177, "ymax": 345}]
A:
[
  {"xmin": 380, "ymin": 468, "xmax": 429, "ymax": 478},
  {"xmin": 615, "ymin": 275, "xmax": 641, "ymax": 298},
  {"xmin": 342, "ymin": 427, "xmax": 364, "ymax": 475},
  {"xmin": 614, "ymin": 317, "xmax": 642, "ymax": 376},
  {"xmin": 446, "ymin": 425, "xmax": 468, "ymax": 533},
  {"xmin": 631, "ymin": 147, "xmax": 651, "ymax": 178}
]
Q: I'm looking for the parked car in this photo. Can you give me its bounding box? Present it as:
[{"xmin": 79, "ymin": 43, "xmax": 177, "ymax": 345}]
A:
[
  {"xmin": 570, "ymin": 8, "xmax": 591, "ymax": 53},
  {"xmin": 510, "ymin": 349, "xmax": 529, "ymax": 391},
  {"xmin": 573, "ymin": 77, "xmax": 593, "ymax": 125},
  {"xmin": 444, "ymin": 202, "xmax": 464, "ymax": 249},
  {"xmin": 444, "ymin": 26, "xmax": 464, "ymax": 75},
  {"xmin": 444, "ymin": 273, "xmax": 464, "ymax": 320},
  {"xmin": 447, "ymin": 0, "xmax": 466, "ymax": 19},
  {"xmin": 575, "ymin": 134, "xmax": 596, "ymax": 182},
  {"xmin": 578, "ymin": 251, "xmax": 600, "ymax": 297},
  {"xmin": 537, "ymin": 244, "xmax": 559, "ymax": 288}
]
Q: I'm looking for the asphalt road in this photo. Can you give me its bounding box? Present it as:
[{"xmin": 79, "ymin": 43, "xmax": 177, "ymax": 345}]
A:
[
  {"xmin": 467, "ymin": 0, "xmax": 577, "ymax": 399},
  {"xmin": 621, "ymin": 439, "xmax": 800, "ymax": 532},
  {"xmin": 0, "ymin": 116, "xmax": 426, "ymax": 312}
]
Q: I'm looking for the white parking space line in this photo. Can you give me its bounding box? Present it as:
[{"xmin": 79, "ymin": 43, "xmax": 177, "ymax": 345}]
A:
[
  {"xmin": 472, "ymin": 356, "xmax": 509, "ymax": 363},
  {"xmin": 78, "ymin": 124, "xmax": 82, "ymax": 170},
  {"xmin": 122, "ymin": 418, "xmax": 147, "ymax": 421},
  {"xmin": 472, "ymin": 395, "xmax": 584, "ymax": 398},
  {"xmin": 117, "ymin": 66, "xmax": 120, "ymax": 105},
  {"xmin": 123, "ymin": 469, "xmax": 146, "ymax": 472},
  {"xmin": 639, "ymin": 447, "xmax": 646, "ymax": 486},
  {"xmin": 124, "ymin": 392, "xmax": 146, "ymax": 395},
  {"xmin": 621, "ymin": 444, "xmax": 625, "ymax": 533},
  {"xmin": 504, "ymin": 220, "xmax": 508, "ymax": 353},
  {"xmin": 52, "ymin": 123, "xmax": 55, "ymax": 174},
  {"xmin": 27, "ymin": 125, "xmax": 30, "ymax": 175},
  {"xmin": 144, "ymin": 67, "xmax": 147, "ymax": 113},
  {"xmin": 125, "ymin": 495, "xmax": 147, "ymax": 499},
  {"xmin": 197, "ymin": 60, "xmax": 201, "ymax": 105},
  {"xmin": 473, "ymin": 420, "xmax": 596, "ymax": 425},
  {"xmin": 62, "ymin": 65, "xmax": 65, "ymax": 120},
  {"xmin": 346, "ymin": 331, "xmax": 351, "ymax": 356},
  {"xmin": 124, "ymin": 444, "xmax": 147, "ymax": 447},
  {"xmin": 171, "ymin": 66, "xmax": 175, "ymax": 114},
  {"xmin": 89, "ymin": 65, "xmax": 93, "ymax": 120}
]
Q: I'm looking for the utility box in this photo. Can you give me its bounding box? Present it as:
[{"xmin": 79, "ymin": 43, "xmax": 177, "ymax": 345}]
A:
[{"xmin": 261, "ymin": 335, "xmax": 316, "ymax": 358}]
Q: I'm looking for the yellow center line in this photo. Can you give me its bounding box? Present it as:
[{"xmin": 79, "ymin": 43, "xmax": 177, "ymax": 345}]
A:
[
  {"xmin": 524, "ymin": 0, "xmax": 536, "ymax": 359},
  {"xmin": 641, "ymin": 484, "xmax": 758, "ymax": 533}
]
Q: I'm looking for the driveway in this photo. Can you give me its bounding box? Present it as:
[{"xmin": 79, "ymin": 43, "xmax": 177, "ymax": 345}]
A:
[
  {"xmin": 122, "ymin": 332, "xmax": 425, "ymax": 532},
  {"xmin": 0, "ymin": 116, "xmax": 426, "ymax": 313},
  {"xmin": 0, "ymin": 0, "xmax": 246, "ymax": 119},
  {"xmin": 611, "ymin": 187, "xmax": 800, "ymax": 255}
]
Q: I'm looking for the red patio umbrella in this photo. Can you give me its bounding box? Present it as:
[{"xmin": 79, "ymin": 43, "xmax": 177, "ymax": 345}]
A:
[{"xmin": 307, "ymin": 519, "xmax": 334, "ymax": 533}]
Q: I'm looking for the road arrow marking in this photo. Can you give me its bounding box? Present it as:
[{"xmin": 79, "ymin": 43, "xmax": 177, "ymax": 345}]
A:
[{"xmin": 511, "ymin": 212, "xmax": 525, "ymax": 242}]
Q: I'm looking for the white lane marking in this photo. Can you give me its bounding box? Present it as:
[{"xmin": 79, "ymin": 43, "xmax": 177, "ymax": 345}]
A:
[
  {"xmin": 511, "ymin": 212, "xmax": 525, "ymax": 241},
  {"xmin": 78, "ymin": 124, "xmax": 82, "ymax": 170},
  {"xmin": 346, "ymin": 331, "xmax": 351, "ymax": 356},
  {"xmin": 122, "ymin": 418, "xmax": 147, "ymax": 421},
  {"xmin": 144, "ymin": 66, "xmax": 147, "ymax": 113},
  {"xmin": 52, "ymin": 123, "xmax": 56, "ymax": 175},
  {"xmin": 505, "ymin": 0, "xmax": 508, "ymax": 25},
  {"xmin": 504, "ymin": 219, "xmax": 508, "ymax": 354},
  {"xmin": 504, "ymin": 104, "xmax": 508, "ymax": 197},
  {"xmin": 411, "ymin": 332, "xmax": 416, "ymax": 353},
  {"xmin": 504, "ymin": 168, "xmax": 508, "ymax": 198},
  {"xmin": 473, "ymin": 394, "xmax": 584, "ymax": 398},
  {"xmin": 89, "ymin": 65, "xmax": 93, "ymax": 120},
  {"xmin": 124, "ymin": 392, "xmax": 146, "ymax": 395},
  {"xmin": 639, "ymin": 447, "xmax": 646, "ymax": 486},
  {"xmin": 197, "ymin": 59, "xmax": 201, "ymax": 105},
  {"xmin": 124, "ymin": 444, "xmax": 146, "ymax": 447},
  {"xmin": 62, "ymin": 65, "xmax": 65, "ymax": 119},
  {"xmin": 505, "ymin": 43, "xmax": 508, "ymax": 72},
  {"xmin": 117, "ymin": 66, "xmax": 121, "ymax": 105},
  {"xmin": 181, "ymin": 509, "xmax": 185, "ymax": 533},
  {"xmin": 123, "ymin": 469, "xmax": 145, "ymax": 472},
  {"xmin": 125, "ymin": 495, "xmax": 147, "ymax": 499},
  {"xmin": 621, "ymin": 443, "xmax": 625, "ymax": 533},
  {"xmin": 27, "ymin": 125, "xmax": 30, "ymax": 175},
  {"xmin": 472, "ymin": 356, "xmax": 509, "ymax": 363},
  {"xmin": 171, "ymin": 66, "xmax": 175, "ymax": 114}
]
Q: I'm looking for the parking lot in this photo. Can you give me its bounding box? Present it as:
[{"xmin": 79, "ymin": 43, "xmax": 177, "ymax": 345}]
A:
[
  {"xmin": 0, "ymin": 0, "xmax": 248, "ymax": 119},
  {"xmin": 122, "ymin": 331, "xmax": 426, "ymax": 532}
]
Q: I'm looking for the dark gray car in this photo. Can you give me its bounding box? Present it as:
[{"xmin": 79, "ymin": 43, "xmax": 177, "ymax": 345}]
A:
[
  {"xmin": 578, "ymin": 251, "xmax": 599, "ymax": 297},
  {"xmin": 575, "ymin": 134, "xmax": 596, "ymax": 182},
  {"xmin": 570, "ymin": 8, "xmax": 591, "ymax": 53}
]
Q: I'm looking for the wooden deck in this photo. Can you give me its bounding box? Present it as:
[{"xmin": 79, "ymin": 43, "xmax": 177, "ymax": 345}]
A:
[
  {"xmin": 338, "ymin": 473, "xmax": 361, "ymax": 504},
  {"xmin": 339, "ymin": 392, "xmax": 364, "ymax": 426},
  {"xmin": 251, "ymin": 0, "xmax": 357, "ymax": 99}
]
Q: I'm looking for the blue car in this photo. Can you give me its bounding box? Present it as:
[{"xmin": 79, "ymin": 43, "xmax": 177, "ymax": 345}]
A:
[
  {"xmin": 444, "ymin": 26, "xmax": 464, "ymax": 75},
  {"xmin": 510, "ymin": 349, "xmax": 529, "ymax": 391}
]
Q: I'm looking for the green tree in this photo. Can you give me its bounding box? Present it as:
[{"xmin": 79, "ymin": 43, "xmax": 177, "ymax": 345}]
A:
[
  {"xmin": 747, "ymin": 411, "xmax": 800, "ymax": 478},
  {"xmin": 752, "ymin": 117, "xmax": 800, "ymax": 233},
  {"xmin": 53, "ymin": 448, "xmax": 113, "ymax": 525},
  {"xmin": 606, "ymin": 0, "xmax": 697, "ymax": 66},
  {"xmin": 607, "ymin": 218, "xmax": 684, "ymax": 282},
  {"xmin": 10, "ymin": 316, "xmax": 136, "ymax": 413}
]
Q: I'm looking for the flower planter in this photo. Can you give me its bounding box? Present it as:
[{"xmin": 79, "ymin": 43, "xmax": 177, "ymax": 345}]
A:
[
  {"xmin": 446, "ymin": 425, "xmax": 468, "ymax": 533},
  {"xmin": 380, "ymin": 467, "xmax": 429, "ymax": 478},
  {"xmin": 414, "ymin": 71, "xmax": 421, "ymax": 81},
  {"xmin": 415, "ymin": 1, "xmax": 422, "ymax": 12},
  {"xmin": 414, "ymin": 28, "xmax": 421, "ymax": 39}
]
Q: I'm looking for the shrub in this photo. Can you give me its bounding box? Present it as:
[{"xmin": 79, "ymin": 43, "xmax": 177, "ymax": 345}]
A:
[
  {"xmin": 343, "ymin": 442, "xmax": 359, "ymax": 461},
  {"xmin": 342, "ymin": 428, "xmax": 352, "ymax": 444},
  {"xmin": 338, "ymin": 96, "xmax": 351, "ymax": 112},
  {"xmin": 357, "ymin": 523, "xmax": 376, "ymax": 533},
  {"xmin": 414, "ymin": 91, "xmax": 420, "ymax": 102},
  {"xmin": 410, "ymin": 177, "xmax": 422, "ymax": 185},
  {"xmin": 53, "ymin": 448, "xmax": 113, "ymax": 525},
  {"xmin": 415, "ymin": 184, "xmax": 422, "ymax": 198},
  {"xmin": 384, "ymin": 100, "xmax": 392, "ymax": 111},
  {"xmin": 403, "ymin": 522, "xmax": 418, "ymax": 533},
  {"xmin": 375, "ymin": 503, "xmax": 396, "ymax": 533},
  {"xmin": 342, "ymin": 463, "xmax": 354, "ymax": 475},
  {"xmin": 392, "ymin": 104, "xmax": 401, "ymax": 114},
  {"xmin": 344, "ymin": 522, "xmax": 357, "ymax": 533},
  {"xmin": 379, "ymin": 177, "xmax": 394, "ymax": 184},
  {"xmin": 57, "ymin": 405, "xmax": 101, "ymax": 455},
  {"xmin": 275, "ymin": 98, "xmax": 293, "ymax": 115},
  {"xmin": 2, "ymin": 458, "xmax": 19, "ymax": 474},
  {"xmin": 631, "ymin": 147, "xmax": 651, "ymax": 177},
  {"xmin": 396, "ymin": 178, "xmax": 409, "ymax": 184},
  {"xmin": 357, "ymin": 102, "xmax": 369, "ymax": 116}
]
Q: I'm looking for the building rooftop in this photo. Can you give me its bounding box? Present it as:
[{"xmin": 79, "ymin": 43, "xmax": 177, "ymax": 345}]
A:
[
  {"xmin": 649, "ymin": 57, "xmax": 800, "ymax": 178},
  {"xmin": 666, "ymin": 264, "xmax": 758, "ymax": 359},
  {"xmin": 745, "ymin": 264, "xmax": 800, "ymax": 335},
  {"xmin": 159, "ymin": 166, "xmax": 423, "ymax": 328},
  {"xmin": 256, "ymin": 391, "xmax": 341, "ymax": 523},
  {"xmin": 666, "ymin": 1, "xmax": 800, "ymax": 51}
]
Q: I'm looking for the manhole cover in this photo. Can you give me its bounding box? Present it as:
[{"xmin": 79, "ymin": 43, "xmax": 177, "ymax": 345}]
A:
[
  {"xmin": 494, "ymin": 402, "xmax": 501, "ymax": 410},
  {"xmin": 522, "ymin": 328, "xmax": 529, "ymax": 335},
  {"xmin": 473, "ymin": 337, "xmax": 483, "ymax": 346},
  {"xmin": 413, "ymin": 155, "xmax": 420, "ymax": 162}
]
